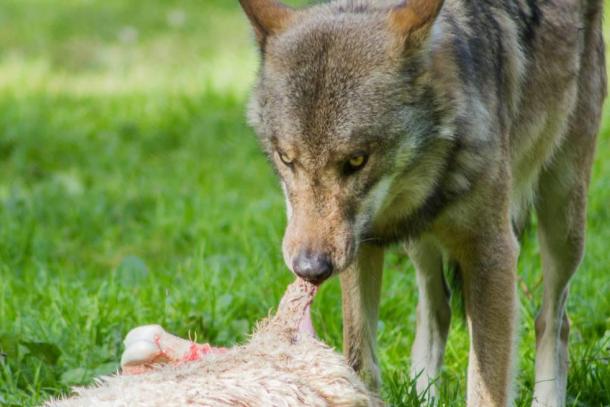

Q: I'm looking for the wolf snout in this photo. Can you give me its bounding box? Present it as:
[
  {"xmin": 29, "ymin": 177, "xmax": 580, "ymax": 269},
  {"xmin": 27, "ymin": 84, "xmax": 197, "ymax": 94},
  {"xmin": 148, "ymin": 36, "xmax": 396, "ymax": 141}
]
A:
[{"xmin": 292, "ymin": 250, "xmax": 333, "ymax": 284}]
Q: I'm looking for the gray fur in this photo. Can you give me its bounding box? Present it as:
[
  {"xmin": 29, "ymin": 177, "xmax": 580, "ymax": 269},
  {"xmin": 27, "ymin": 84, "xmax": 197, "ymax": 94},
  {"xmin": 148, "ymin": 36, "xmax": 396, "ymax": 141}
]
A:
[{"xmin": 242, "ymin": 0, "xmax": 606, "ymax": 405}]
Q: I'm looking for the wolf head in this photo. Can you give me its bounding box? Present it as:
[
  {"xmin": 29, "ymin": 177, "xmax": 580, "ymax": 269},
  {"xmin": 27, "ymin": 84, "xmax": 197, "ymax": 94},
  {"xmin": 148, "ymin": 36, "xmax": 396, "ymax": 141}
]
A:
[{"xmin": 241, "ymin": 0, "xmax": 451, "ymax": 283}]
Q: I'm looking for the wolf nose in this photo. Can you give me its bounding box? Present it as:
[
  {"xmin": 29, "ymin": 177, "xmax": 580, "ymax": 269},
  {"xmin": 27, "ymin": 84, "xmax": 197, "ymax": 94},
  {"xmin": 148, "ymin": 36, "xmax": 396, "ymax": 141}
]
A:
[{"xmin": 292, "ymin": 251, "xmax": 333, "ymax": 284}]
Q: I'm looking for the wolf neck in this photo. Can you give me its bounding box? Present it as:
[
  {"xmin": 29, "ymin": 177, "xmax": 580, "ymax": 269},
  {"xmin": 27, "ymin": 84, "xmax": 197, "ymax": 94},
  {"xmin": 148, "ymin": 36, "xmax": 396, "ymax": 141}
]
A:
[{"xmin": 367, "ymin": 19, "xmax": 479, "ymax": 245}]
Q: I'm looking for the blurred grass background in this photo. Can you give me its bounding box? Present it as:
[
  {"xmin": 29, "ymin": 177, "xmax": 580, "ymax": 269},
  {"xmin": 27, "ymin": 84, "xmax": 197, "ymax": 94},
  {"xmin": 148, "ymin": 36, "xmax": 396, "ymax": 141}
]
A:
[{"xmin": 0, "ymin": 0, "xmax": 608, "ymax": 405}]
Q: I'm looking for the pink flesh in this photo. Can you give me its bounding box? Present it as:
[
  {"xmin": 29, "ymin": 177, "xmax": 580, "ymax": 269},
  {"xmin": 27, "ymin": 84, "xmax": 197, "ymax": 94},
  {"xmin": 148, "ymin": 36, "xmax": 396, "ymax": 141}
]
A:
[
  {"xmin": 296, "ymin": 281, "xmax": 318, "ymax": 337},
  {"xmin": 298, "ymin": 303, "xmax": 316, "ymax": 337},
  {"xmin": 122, "ymin": 279, "xmax": 319, "ymax": 376}
]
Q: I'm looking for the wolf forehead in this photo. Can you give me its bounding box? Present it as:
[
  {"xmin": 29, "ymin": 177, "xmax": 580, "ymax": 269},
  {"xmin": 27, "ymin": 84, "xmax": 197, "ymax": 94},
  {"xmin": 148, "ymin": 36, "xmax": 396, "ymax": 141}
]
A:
[{"xmin": 247, "ymin": 6, "xmax": 412, "ymax": 151}]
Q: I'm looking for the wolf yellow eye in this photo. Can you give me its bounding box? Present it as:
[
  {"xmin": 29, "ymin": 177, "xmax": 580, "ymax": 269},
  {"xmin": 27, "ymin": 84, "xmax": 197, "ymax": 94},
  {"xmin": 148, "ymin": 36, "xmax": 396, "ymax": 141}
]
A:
[
  {"xmin": 278, "ymin": 151, "xmax": 293, "ymax": 166},
  {"xmin": 349, "ymin": 155, "xmax": 366, "ymax": 168},
  {"xmin": 344, "ymin": 153, "xmax": 368, "ymax": 175}
]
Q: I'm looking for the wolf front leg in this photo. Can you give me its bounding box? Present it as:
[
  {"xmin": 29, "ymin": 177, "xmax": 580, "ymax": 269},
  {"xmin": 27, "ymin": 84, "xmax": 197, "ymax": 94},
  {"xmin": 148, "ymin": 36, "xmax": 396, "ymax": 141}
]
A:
[
  {"xmin": 461, "ymin": 233, "xmax": 519, "ymax": 407},
  {"xmin": 406, "ymin": 237, "xmax": 451, "ymax": 399},
  {"xmin": 340, "ymin": 244, "xmax": 384, "ymax": 391}
]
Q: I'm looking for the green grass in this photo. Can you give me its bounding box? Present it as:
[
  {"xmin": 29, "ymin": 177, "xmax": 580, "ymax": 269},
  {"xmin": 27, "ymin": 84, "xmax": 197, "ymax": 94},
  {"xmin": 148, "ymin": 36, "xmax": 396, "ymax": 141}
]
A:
[{"xmin": 0, "ymin": 1, "xmax": 608, "ymax": 405}]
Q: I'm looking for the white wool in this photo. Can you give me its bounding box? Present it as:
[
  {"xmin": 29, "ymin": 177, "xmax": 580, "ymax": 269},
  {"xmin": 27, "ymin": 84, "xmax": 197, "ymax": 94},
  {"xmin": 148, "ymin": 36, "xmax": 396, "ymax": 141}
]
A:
[{"xmin": 46, "ymin": 280, "xmax": 381, "ymax": 407}]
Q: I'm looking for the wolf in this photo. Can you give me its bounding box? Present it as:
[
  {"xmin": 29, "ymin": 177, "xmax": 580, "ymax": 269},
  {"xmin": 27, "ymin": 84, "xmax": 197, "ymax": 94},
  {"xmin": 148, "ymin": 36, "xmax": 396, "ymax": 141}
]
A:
[{"xmin": 238, "ymin": 0, "xmax": 606, "ymax": 405}]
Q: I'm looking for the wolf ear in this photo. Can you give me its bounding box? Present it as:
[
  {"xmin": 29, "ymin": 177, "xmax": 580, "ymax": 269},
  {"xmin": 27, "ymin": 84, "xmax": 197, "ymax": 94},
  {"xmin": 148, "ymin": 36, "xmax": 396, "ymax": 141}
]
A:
[
  {"xmin": 389, "ymin": 0, "xmax": 444, "ymax": 43},
  {"xmin": 239, "ymin": 0, "xmax": 295, "ymax": 48}
]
